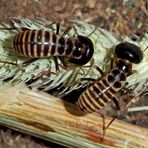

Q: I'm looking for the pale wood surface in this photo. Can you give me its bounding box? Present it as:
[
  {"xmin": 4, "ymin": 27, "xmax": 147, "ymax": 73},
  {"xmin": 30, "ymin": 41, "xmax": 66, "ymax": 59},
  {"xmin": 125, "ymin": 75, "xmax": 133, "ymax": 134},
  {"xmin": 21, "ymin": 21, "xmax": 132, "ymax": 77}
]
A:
[{"xmin": 0, "ymin": 83, "xmax": 147, "ymax": 148}]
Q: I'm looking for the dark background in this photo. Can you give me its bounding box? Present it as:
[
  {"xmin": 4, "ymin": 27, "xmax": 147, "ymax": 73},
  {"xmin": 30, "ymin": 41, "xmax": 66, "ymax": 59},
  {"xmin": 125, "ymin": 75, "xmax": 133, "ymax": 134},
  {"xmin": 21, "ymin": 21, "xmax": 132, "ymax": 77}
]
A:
[{"xmin": 0, "ymin": 0, "xmax": 147, "ymax": 147}]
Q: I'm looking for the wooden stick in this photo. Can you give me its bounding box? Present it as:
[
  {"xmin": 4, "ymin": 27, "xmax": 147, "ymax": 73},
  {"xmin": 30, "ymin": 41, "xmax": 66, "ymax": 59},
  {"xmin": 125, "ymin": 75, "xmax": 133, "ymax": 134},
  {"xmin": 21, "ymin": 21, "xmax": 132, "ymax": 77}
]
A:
[{"xmin": 0, "ymin": 83, "xmax": 147, "ymax": 147}]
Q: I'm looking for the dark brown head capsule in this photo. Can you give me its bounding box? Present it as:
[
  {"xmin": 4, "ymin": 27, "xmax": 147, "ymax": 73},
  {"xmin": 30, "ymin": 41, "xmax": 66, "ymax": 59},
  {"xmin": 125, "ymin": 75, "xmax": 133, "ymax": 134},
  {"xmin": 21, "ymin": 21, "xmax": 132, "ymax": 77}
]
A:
[
  {"xmin": 68, "ymin": 36, "xmax": 94, "ymax": 65},
  {"xmin": 114, "ymin": 42, "xmax": 143, "ymax": 64},
  {"xmin": 115, "ymin": 42, "xmax": 143, "ymax": 75}
]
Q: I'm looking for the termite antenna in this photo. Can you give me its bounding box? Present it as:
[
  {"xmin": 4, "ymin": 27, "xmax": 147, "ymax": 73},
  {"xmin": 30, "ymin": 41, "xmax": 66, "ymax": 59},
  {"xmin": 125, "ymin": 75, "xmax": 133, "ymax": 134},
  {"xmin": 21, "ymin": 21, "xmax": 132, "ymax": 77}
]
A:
[
  {"xmin": 0, "ymin": 60, "xmax": 18, "ymax": 66},
  {"xmin": 87, "ymin": 27, "xmax": 97, "ymax": 37},
  {"xmin": 143, "ymin": 45, "xmax": 148, "ymax": 52}
]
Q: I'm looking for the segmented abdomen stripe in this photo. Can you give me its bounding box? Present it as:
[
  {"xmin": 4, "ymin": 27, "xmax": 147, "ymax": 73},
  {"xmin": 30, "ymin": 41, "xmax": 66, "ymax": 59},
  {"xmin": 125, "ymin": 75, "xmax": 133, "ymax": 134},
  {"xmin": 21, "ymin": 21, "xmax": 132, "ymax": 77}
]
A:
[
  {"xmin": 13, "ymin": 30, "xmax": 87, "ymax": 60},
  {"xmin": 50, "ymin": 33, "xmax": 56, "ymax": 56},
  {"xmin": 16, "ymin": 32, "xmax": 23, "ymax": 55},
  {"xmin": 29, "ymin": 30, "xmax": 36, "ymax": 57},
  {"xmin": 44, "ymin": 31, "xmax": 50, "ymax": 57},
  {"xmin": 80, "ymin": 94, "xmax": 95, "ymax": 113},
  {"xmin": 41, "ymin": 30, "xmax": 47, "ymax": 57},
  {"xmin": 13, "ymin": 30, "xmax": 72, "ymax": 58},
  {"xmin": 24, "ymin": 30, "xmax": 30, "ymax": 56},
  {"xmin": 22, "ymin": 30, "xmax": 29, "ymax": 56},
  {"xmin": 77, "ymin": 75, "xmax": 120, "ymax": 113},
  {"xmin": 27, "ymin": 30, "xmax": 33, "ymax": 57},
  {"xmin": 65, "ymin": 39, "xmax": 73, "ymax": 55}
]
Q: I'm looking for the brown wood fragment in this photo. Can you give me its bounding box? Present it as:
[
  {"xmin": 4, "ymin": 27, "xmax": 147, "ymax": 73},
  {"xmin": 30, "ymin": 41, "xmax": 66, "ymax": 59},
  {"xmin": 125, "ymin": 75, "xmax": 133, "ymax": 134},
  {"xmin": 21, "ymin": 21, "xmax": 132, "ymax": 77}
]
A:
[{"xmin": 0, "ymin": 83, "xmax": 147, "ymax": 147}]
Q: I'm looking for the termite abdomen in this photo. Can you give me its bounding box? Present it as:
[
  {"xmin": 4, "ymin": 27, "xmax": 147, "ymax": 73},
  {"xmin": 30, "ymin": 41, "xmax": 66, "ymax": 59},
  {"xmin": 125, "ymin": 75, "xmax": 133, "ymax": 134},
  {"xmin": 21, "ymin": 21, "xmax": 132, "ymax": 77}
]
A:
[
  {"xmin": 13, "ymin": 30, "xmax": 94, "ymax": 66},
  {"xmin": 77, "ymin": 41, "xmax": 144, "ymax": 113},
  {"xmin": 76, "ymin": 42, "xmax": 143, "ymax": 139}
]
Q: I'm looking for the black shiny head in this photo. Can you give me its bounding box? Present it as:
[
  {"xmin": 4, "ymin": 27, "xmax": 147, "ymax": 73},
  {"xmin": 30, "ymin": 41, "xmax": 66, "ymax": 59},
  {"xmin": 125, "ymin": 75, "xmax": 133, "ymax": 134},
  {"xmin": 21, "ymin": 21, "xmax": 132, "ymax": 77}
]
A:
[
  {"xmin": 115, "ymin": 42, "xmax": 143, "ymax": 64},
  {"xmin": 69, "ymin": 36, "xmax": 94, "ymax": 65}
]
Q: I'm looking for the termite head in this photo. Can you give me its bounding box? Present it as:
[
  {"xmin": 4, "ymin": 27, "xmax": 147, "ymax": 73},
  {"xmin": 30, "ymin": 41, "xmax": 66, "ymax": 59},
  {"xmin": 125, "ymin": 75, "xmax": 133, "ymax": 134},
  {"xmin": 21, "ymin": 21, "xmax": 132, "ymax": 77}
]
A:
[
  {"xmin": 114, "ymin": 42, "xmax": 143, "ymax": 75},
  {"xmin": 69, "ymin": 36, "xmax": 94, "ymax": 65},
  {"xmin": 114, "ymin": 42, "xmax": 143, "ymax": 64}
]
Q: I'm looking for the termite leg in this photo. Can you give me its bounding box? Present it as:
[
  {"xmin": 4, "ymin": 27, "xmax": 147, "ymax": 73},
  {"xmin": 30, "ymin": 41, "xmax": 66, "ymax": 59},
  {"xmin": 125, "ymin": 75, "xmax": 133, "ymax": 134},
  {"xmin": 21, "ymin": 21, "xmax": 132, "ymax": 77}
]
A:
[
  {"xmin": 20, "ymin": 27, "xmax": 30, "ymax": 31},
  {"xmin": 101, "ymin": 96, "xmax": 120, "ymax": 140},
  {"xmin": 125, "ymin": 91, "xmax": 144, "ymax": 109},
  {"xmin": 67, "ymin": 64, "xmax": 104, "ymax": 87},
  {"xmin": 21, "ymin": 58, "xmax": 39, "ymax": 65},
  {"xmin": 79, "ymin": 77, "xmax": 96, "ymax": 82},
  {"xmin": 111, "ymin": 58, "xmax": 114, "ymax": 69},
  {"xmin": 18, "ymin": 58, "xmax": 39, "ymax": 66},
  {"xmin": 0, "ymin": 58, "xmax": 39, "ymax": 68},
  {"xmin": 93, "ymin": 65, "xmax": 104, "ymax": 76},
  {"xmin": 101, "ymin": 112, "xmax": 119, "ymax": 141},
  {"xmin": 0, "ymin": 60, "xmax": 17, "ymax": 66},
  {"xmin": 83, "ymin": 65, "xmax": 104, "ymax": 76},
  {"xmin": 35, "ymin": 57, "xmax": 60, "ymax": 78},
  {"xmin": 122, "ymin": 86, "xmax": 135, "ymax": 96},
  {"xmin": 0, "ymin": 26, "xmax": 30, "ymax": 31},
  {"xmin": 112, "ymin": 96, "xmax": 120, "ymax": 110},
  {"xmin": 87, "ymin": 27, "xmax": 97, "ymax": 37},
  {"xmin": 64, "ymin": 77, "xmax": 96, "ymax": 88},
  {"xmin": 58, "ymin": 57, "xmax": 69, "ymax": 69},
  {"xmin": 56, "ymin": 22, "xmax": 60, "ymax": 35},
  {"xmin": 53, "ymin": 57, "xmax": 60, "ymax": 74},
  {"xmin": 121, "ymin": 84, "xmax": 139, "ymax": 108},
  {"xmin": 62, "ymin": 24, "xmax": 75, "ymax": 36},
  {"xmin": 0, "ymin": 27, "xmax": 16, "ymax": 30}
]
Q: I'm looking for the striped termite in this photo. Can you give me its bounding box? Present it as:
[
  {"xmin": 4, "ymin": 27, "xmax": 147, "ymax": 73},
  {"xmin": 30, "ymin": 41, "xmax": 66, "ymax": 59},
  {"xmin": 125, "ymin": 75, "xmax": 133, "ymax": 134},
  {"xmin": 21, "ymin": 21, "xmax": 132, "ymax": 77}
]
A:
[
  {"xmin": 76, "ymin": 42, "xmax": 143, "ymax": 139},
  {"xmin": 0, "ymin": 23, "xmax": 94, "ymax": 73}
]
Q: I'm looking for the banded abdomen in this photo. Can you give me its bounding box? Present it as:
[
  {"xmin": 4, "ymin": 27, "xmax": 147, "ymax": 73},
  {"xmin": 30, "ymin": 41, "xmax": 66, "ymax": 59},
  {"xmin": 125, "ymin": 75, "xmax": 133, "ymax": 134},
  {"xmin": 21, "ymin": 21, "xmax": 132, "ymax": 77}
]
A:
[
  {"xmin": 77, "ymin": 68, "xmax": 127, "ymax": 113},
  {"xmin": 13, "ymin": 30, "xmax": 79, "ymax": 58}
]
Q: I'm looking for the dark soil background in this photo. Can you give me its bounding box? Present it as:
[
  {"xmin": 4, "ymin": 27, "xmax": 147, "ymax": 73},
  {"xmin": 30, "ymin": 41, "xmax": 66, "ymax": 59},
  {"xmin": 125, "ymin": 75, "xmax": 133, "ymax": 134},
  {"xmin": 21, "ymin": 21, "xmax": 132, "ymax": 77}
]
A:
[{"xmin": 0, "ymin": 0, "xmax": 147, "ymax": 147}]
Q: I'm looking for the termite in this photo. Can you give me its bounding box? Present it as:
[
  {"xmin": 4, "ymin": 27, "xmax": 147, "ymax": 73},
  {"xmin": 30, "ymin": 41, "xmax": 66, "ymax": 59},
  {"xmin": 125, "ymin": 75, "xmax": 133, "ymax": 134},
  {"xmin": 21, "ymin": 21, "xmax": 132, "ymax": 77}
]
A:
[
  {"xmin": 0, "ymin": 23, "xmax": 94, "ymax": 73},
  {"xmin": 76, "ymin": 42, "xmax": 143, "ymax": 139}
]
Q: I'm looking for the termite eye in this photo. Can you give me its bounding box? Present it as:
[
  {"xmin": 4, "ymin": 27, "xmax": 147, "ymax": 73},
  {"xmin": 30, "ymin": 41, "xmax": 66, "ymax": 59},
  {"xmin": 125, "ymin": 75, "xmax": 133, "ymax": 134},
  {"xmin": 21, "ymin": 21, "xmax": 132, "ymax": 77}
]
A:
[{"xmin": 115, "ymin": 42, "xmax": 143, "ymax": 64}]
